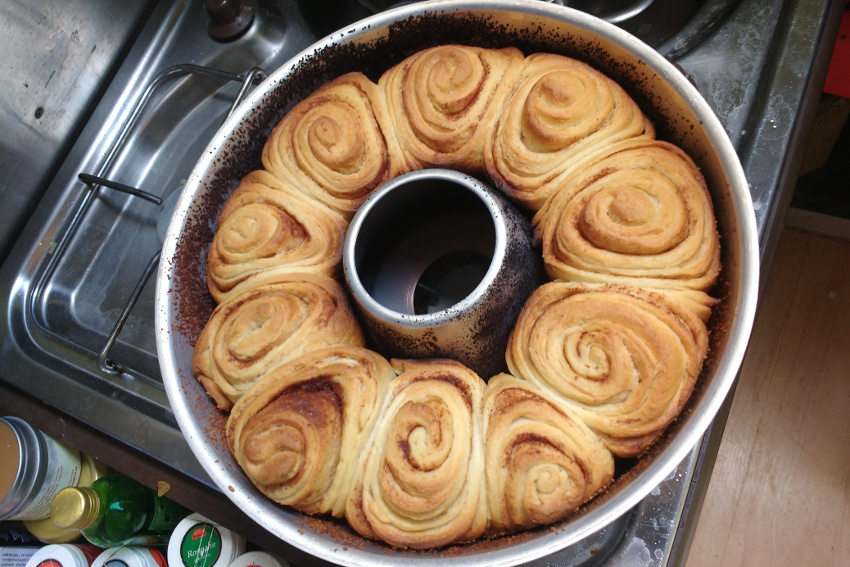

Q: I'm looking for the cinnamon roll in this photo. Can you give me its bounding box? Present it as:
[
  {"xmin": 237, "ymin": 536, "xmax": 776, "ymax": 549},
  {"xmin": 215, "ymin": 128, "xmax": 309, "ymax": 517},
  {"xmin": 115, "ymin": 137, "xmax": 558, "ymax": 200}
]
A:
[
  {"xmin": 206, "ymin": 170, "xmax": 348, "ymax": 303},
  {"xmin": 485, "ymin": 52, "xmax": 655, "ymax": 211},
  {"xmin": 506, "ymin": 282, "xmax": 709, "ymax": 457},
  {"xmin": 262, "ymin": 72, "xmax": 403, "ymax": 218},
  {"xmin": 226, "ymin": 346, "xmax": 395, "ymax": 517},
  {"xmin": 192, "ymin": 271, "xmax": 365, "ymax": 410},
  {"xmin": 346, "ymin": 358, "xmax": 487, "ymax": 549},
  {"xmin": 483, "ymin": 373, "xmax": 614, "ymax": 533},
  {"xmin": 380, "ymin": 44, "xmax": 524, "ymax": 173},
  {"xmin": 533, "ymin": 139, "xmax": 721, "ymax": 308}
]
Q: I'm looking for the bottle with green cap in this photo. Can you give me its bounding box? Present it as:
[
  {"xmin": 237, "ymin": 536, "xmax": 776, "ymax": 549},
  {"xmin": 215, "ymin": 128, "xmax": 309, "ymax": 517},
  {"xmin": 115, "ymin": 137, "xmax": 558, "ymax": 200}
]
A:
[{"xmin": 50, "ymin": 473, "xmax": 190, "ymax": 547}]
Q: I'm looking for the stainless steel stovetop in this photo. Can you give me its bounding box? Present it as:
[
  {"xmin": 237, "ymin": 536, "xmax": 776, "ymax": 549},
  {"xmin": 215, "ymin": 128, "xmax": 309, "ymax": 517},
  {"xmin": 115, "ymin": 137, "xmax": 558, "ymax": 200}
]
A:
[{"xmin": 0, "ymin": 0, "xmax": 842, "ymax": 565}]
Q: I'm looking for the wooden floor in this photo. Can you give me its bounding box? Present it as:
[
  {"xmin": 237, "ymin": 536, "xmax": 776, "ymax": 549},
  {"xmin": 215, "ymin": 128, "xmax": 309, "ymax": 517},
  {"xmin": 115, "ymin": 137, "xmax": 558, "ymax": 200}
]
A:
[{"xmin": 685, "ymin": 225, "xmax": 850, "ymax": 567}]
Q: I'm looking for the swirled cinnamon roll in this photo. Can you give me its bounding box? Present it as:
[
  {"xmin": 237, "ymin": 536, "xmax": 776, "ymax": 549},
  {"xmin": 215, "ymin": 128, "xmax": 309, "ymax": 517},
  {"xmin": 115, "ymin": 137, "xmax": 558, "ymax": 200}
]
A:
[
  {"xmin": 506, "ymin": 282, "xmax": 709, "ymax": 457},
  {"xmin": 483, "ymin": 373, "xmax": 614, "ymax": 533},
  {"xmin": 262, "ymin": 72, "xmax": 404, "ymax": 218},
  {"xmin": 192, "ymin": 271, "xmax": 365, "ymax": 410},
  {"xmin": 533, "ymin": 139, "xmax": 721, "ymax": 309},
  {"xmin": 379, "ymin": 44, "xmax": 524, "ymax": 173},
  {"xmin": 485, "ymin": 52, "xmax": 655, "ymax": 211},
  {"xmin": 206, "ymin": 170, "xmax": 348, "ymax": 303},
  {"xmin": 346, "ymin": 358, "xmax": 487, "ymax": 549},
  {"xmin": 226, "ymin": 346, "xmax": 395, "ymax": 517}
]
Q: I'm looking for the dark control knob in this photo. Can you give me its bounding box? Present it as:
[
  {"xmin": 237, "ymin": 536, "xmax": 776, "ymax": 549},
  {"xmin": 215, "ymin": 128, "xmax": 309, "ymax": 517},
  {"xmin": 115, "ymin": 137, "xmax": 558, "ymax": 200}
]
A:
[{"xmin": 204, "ymin": 0, "xmax": 254, "ymax": 41}]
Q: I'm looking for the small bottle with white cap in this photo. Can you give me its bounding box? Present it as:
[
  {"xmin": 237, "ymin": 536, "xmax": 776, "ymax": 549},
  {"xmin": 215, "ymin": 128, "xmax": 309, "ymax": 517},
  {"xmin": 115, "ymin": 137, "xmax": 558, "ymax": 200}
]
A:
[
  {"xmin": 23, "ymin": 543, "xmax": 101, "ymax": 567},
  {"xmin": 167, "ymin": 513, "xmax": 246, "ymax": 567},
  {"xmin": 90, "ymin": 546, "xmax": 168, "ymax": 567}
]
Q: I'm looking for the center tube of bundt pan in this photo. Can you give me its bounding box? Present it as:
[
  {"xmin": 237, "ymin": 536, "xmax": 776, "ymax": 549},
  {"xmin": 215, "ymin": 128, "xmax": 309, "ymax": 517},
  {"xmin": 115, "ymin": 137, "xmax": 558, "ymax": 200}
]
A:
[{"xmin": 343, "ymin": 169, "xmax": 544, "ymax": 379}]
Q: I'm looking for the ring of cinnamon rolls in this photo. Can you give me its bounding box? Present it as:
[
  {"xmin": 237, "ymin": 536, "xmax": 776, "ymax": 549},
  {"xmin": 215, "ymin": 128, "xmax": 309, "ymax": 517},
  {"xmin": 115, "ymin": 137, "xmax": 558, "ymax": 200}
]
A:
[{"xmin": 191, "ymin": 44, "xmax": 721, "ymax": 549}]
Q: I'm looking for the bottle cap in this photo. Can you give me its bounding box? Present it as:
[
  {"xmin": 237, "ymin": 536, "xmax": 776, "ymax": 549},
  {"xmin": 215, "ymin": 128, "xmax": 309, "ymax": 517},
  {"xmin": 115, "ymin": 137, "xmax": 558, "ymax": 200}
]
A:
[
  {"xmin": 24, "ymin": 454, "xmax": 111, "ymax": 544},
  {"xmin": 168, "ymin": 513, "xmax": 246, "ymax": 567},
  {"xmin": 92, "ymin": 547, "xmax": 167, "ymax": 567},
  {"xmin": 51, "ymin": 487, "xmax": 101, "ymax": 530},
  {"xmin": 24, "ymin": 543, "xmax": 101, "ymax": 567}
]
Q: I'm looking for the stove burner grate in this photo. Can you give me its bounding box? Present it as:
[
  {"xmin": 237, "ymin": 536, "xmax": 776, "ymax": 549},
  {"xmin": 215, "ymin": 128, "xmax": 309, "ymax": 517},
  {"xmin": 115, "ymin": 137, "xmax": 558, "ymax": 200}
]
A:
[{"xmin": 35, "ymin": 64, "xmax": 266, "ymax": 376}]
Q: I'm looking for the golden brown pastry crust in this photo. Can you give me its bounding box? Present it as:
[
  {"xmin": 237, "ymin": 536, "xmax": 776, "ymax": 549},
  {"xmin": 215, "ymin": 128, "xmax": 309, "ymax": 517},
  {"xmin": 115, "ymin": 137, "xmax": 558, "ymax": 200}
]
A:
[
  {"xmin": 261, "ymin": 72, "xmax": 403, "ymax": 219},
  {"xmin": 345, "ymin": 358, "xmax": 487, "ymax": 549},
  {"xmin": 379, "ymin": 44, "xmax": 524, "ymax": 173},
  {"xmin": 483, "ymin": 373, "xmax": 614, "ymax": 533},
  {"xmin": 205, "ymin": 170, "xmax": 348, "ymax": 303},
  {"xmin": 226, "ymin": 346, "xmax": 395, "ymax": 517},
  {"xmin": 192, "ymin": 271, "xmax": 365, "ymax": 410},
  {"xmin": 506, "ymin": 282, "xmax": 709, "ymax": 457},
  {"xmin": 533, "ymin": 139, "xmax": 721, "ymax": 307},
  {"xmin": 485, "ymin": 52, "xmax": 655, "ymax": 211}
]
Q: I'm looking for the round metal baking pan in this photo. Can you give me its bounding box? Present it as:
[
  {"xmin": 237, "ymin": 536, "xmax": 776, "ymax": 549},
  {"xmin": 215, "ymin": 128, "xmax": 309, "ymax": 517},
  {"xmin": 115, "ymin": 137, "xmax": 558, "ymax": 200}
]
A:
[{"xmin": 155, "ymin": 1, "xmax": 760, "ymax": 565}]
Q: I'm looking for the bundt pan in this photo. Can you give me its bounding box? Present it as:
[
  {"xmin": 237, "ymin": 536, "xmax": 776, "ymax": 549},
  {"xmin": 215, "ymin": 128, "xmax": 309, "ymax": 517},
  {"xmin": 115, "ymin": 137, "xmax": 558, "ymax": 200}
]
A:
[{"xmin": 155, "ymin": 0, "xmax": 759, "ymax": 565}]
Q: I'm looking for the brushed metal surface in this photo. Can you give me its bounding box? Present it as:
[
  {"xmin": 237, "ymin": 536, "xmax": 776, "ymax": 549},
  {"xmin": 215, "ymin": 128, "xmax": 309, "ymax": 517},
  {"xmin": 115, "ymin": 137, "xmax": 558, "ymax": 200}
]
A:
[{"xmin": 0, "ymin": 0, "xmax": 152, "ymax": 262}]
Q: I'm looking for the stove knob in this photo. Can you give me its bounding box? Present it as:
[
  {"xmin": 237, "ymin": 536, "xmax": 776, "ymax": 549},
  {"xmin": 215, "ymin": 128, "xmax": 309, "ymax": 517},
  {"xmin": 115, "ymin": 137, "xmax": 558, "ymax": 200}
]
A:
[{"xmin": 205, "ymin": 0, "xmax": 255, "ymax": 41}]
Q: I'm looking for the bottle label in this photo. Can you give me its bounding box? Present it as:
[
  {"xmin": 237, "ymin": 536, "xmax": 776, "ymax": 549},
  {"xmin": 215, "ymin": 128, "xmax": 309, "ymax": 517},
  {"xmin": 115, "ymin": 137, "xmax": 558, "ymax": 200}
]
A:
[
  {"xmin": 179, "ymin": 522, "xmax": 222, "ymax": 567},
  {"xmin": 11, "ymin": 440, "xmax": 81, "ymax": 521},
  {"xmin": 31, "ymin": 544, "xmax": 99, "ymax": 567},
  {"xmin": 0, "ymin": 547, "xmax": 39, "ymax": 567}
]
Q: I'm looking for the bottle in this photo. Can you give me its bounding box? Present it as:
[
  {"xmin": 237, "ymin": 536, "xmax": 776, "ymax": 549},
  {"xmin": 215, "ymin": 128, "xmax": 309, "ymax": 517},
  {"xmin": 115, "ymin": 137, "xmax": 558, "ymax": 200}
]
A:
[
  {"xmin": 91, "ymin": 546, "xmax": 167, "ymax": 567},
  {"xmin": 0, "ymin": 416, "xmax": 82, "ymax": 522},
  {"xmin": 167, "ymin": 513, "xmax": 246, "ymax": 567},
  {"xmin": 24, "ymin": 453, "xmax": 111, "ymax": 544},
  {"xmin": 23, "ymin": 543, "xmax": 101, "ymax": 567},
  {"xmin": 50, "ymin": 474, "xmax": 190, "ymax": 547}
]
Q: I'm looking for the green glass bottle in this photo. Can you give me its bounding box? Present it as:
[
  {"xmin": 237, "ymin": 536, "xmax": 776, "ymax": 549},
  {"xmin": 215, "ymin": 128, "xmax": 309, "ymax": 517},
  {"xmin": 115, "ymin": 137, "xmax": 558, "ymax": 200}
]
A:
[{"xmin": 50, "ymin": 473, "xmax": 190, "ymax": 547}]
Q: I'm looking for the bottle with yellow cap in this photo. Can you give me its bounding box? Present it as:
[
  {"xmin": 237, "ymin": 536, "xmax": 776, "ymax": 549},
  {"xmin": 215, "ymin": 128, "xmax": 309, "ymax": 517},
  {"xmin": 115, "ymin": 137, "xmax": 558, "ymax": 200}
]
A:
[
  {"xmin": 50, "ymin": 474, "xmax": 190, "ymax": 547},
  {"xmin": 23, "ymin": 453, "xmax": 111, "ymax": 544}
]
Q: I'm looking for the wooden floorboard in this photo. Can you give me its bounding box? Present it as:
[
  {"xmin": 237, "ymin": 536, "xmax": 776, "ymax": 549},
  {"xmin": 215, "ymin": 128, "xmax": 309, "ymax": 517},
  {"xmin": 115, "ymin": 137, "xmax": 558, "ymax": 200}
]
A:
[{"xmin": 685, "ymin": 227, "xmax": 850, "ymax": 567}]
